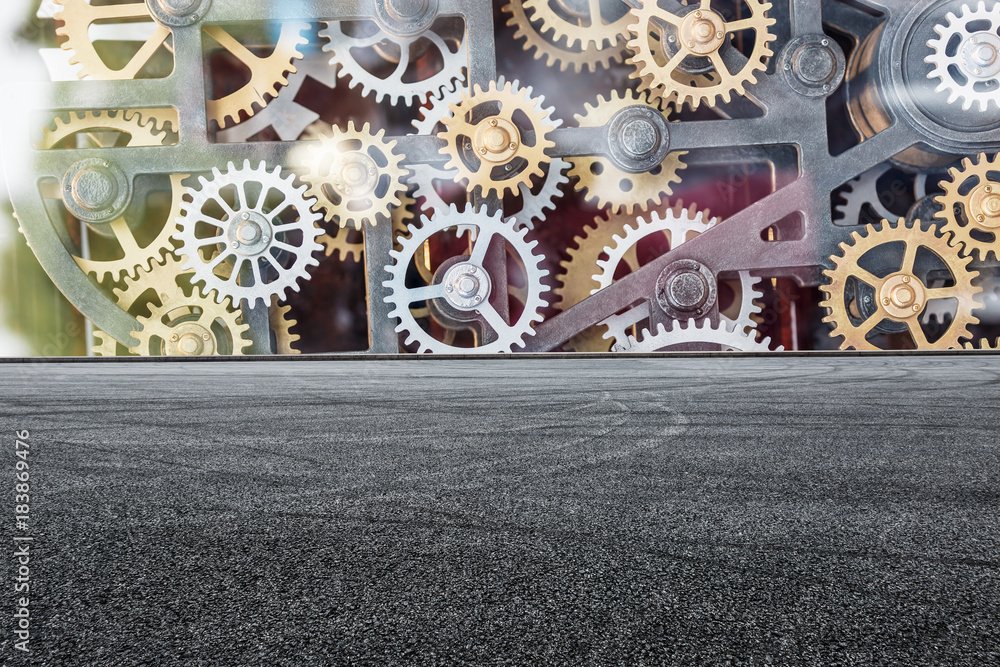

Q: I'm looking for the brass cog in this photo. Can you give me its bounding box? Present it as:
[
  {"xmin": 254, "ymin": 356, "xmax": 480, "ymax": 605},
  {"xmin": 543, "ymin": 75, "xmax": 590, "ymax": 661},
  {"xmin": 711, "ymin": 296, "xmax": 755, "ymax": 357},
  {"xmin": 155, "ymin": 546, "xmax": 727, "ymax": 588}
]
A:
[
  {"xmin": 503, "ymin": 0, "xmax": 627, "ymax": 73},
  {"xmin": 270, "ymin": 296, "xmax": 300, "ymax": 355},
  {"xmin": 204, "ymin": 23, "xmax": 310, "ymax": 129},
  {"xmin": 95, "ymin": 254, "xmax": 250, "ymax": 356},
  {"xmin": 934, "ymin": 152, "xmax": 1000, "ymax": 260},
  {"xmin": 522, "ymin": 0, "xmax": 633, "ymax": 50},
  {"xmin": 964, "ymin": 338, "xmax": 1000, "ymax": 350},
  {"xmin": 318, "ymin": 192, "xmax": 416, "ymax": 262},
  {"xmin": 568, "ymin": 89, "xmax": 686, "ymax": 213},
  {"xmin": 820, "ymin": 220, "xmax": 980, "ymax": 350},
  {"xmin": 132, "ymin": 298, "xmax": 251, "ymax": 356},
  {"xmin": 437, "ymin": 79, "xmax": 557, "ymax": 199},
  {"xmin": 53, "ymin": 0, "xmax": 172, "ymax": 80},
  {"xmin": 627, "ymin": 0, "xmax": 777, "ymax": 111},
  {"xmin": 300, "ymin": 122, "xmax": 408, "ymax": 230},
  {"xmin": 39, "ymin": 109, "xmax": 167, "ymax": 150}
]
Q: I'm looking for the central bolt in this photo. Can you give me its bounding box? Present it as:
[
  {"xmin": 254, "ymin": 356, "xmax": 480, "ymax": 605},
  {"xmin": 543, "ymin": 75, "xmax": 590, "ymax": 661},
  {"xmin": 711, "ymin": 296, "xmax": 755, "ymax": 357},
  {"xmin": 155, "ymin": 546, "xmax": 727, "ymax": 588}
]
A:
[
  {"xmin": 343, "ymin": 163, "xmax": 367, "ymax": 186},
  {"xmin": 237, "ymin": 221, "xmax": 261, "ymax": 244},
  {"xmin": 668, "ymin": 271, "xmax": 708, "ymax": 311},
  {"xmin": 621, "ymin": 118, "xmax": 658, "ymax": 158},
  {"xmin": 178, "ymin": 334, "xmax": 202, "ymax": 356},
  {"xmin": 975, "ymin": 43, "xmax": 997, "ymax": 67},
  {"xmin": 457, "ymin": 276, "xmax": 479, "ymax": 298},
  {"xmin": 694, "ymin": 20, "xmax": 714, "ymax": 41},
  {"xmin": 483, "ymin": 127, "xmax": 511, "ymax": 153},
  {"xmin": 984, "ymin": 194, "xmax": 1000, "ymax": 217},
  {"xmin": 72, "ymin": 168, "xmax": 118, "ymax": 212},
  {"xmin": 386, "ymin": 0, "xmax": 426, "ymax": 19}
]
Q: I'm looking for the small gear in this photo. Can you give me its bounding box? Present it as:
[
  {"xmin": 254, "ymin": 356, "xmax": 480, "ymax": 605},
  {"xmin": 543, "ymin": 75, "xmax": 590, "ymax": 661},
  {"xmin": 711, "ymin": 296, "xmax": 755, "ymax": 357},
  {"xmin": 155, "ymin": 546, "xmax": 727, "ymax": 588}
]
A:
[
  {"xmin": 820, "ymin": 219, "xmax": 980, "ymax": 350},
  {"xmin": 53, "ymin": 0, "xmax": 172, "ymax": 80},
  {"xmin": 926, "ymin": 1, "xmax": 1000, "ymax": 112},
  {"xmin": 320, "ymin": 18, "xmax": 466, "ymax": 105},
  {"xmin": 94, "ymin": 254, "xmax": 250, "ymax": 357},
  {"xmin": 216, "ymin": 51, "xmax": 340, "ymax": 143},
  {"xmin": 568, "ymin": 89, "xmax": 686, "ymax": 213},
  {"xmin": 437, "ymin": 79, "xmax": 558, "ymax": 200},
  {"xmin": 934, "ymin": 152, "xmax": 1000, "ymax": 259},
  {"xmin": 39, "ymin": 109, "xmax": 168, "ymax": 150},
  {"xmin": 414, "ymin": 84, "xmax": 568, "ymax": 230},
  {"xmin": 621, "ymin": 319, "xmax": 778, "ymax": 352},
  {"xmin": 522, "ymin": 0, "xmax": 633, "ymax": 50},
  {"xmin": 834, "ymin": 164, "xmax": 941, "ymax": 227},
  {"xmin": 204, "ymin": 23, "xmax": 310, "ymax": 129},
  {"xmin": 503, "ymin": 0, "xmax": 627, "ymax": 74},
  {"xmin": 270, "ymin": 295, "xmax": 300, "ymax": 354},
  {"xmin": 627, "ymin": 0, "xmax": 777, "ymax": 110},
  {"xmin": 173, "ymin": 160, "xmax": 324, "ymax": 307},
  {"xmin": 298, "ymin": 121, "xmax": 408, "ymax": 230},
  {"xmin": 383, "ymin": 204, "xmax": 550, "ymax": 353}
]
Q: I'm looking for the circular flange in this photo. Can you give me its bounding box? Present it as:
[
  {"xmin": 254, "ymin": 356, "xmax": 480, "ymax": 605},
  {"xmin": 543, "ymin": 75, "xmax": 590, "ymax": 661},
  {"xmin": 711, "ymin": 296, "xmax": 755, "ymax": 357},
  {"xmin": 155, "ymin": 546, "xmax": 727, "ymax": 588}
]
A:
[
  {"xmin": 473, "ymin": 117, "xmax": 520, "ymax": 164},
  {"xmin": 334, "ymin": 153, "xmax": 380, "ymax": 198},
  {"xmin": 605, "ymin": 105, "xmax": 671, "ymax": 174},
  {"xmin": 60, "ymin": 158, "xmax": 132, "ymax": 224},
  {"xmin": 146, "ymin": 0, "xmax": 209, "ymax": 27},
  {"xmin": 226, "ymin": 211, "xmax": 273, "ymax": 257},
  {"xmin": 655, "ymin": 259, "xmax": 718, "ymax": 319},
  {"xmin": 442, "ymin": 262, "xmax": 492, "ymax": 311},
  {"xmin": 781, "ymin": 34, "xmax": 846, "ymax": 97},
  {"xmin": 878, "ymin": 272, "xmax": 926, "ymax": 320},
  {"xmin": 680, "ymin": 8, "xmax": 726, "ymax": 56},
  {"xmin": 166, "ymin": 324, "xmax": 216, "ymax": 356},
  {"xmin": 374, "ymin": 0, "xmax": 439, "ymax": 38},
  {"xmin": 960, "ymin": 32, "xmax": 1000, "ymax": 80},
  {"xmin": 969, "ymin": 183, "xmax": 1000, "ymax": 228}
]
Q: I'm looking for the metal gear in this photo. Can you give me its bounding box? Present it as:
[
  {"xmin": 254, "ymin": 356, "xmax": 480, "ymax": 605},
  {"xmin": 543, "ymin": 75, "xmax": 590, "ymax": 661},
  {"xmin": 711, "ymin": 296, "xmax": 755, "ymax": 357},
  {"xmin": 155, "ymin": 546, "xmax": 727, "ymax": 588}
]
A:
[
  {"xmin": 270, "ymin": 296, "xmax": 301, "ymax": 354},
  {"xmin": 965, "ymin": 337, "xmax": 1000, "ymax": 349},
  {"xmin": 627, "ymin": 0, "xmax": 777, "ymax": 110},
  {"xmin": 438, "ymin": 79, "xmax": 558, "ymax": 200},
  {"xmin": 620, "ymin": 319, "xmax": 778, "ymax": 352},
  {"xmin": 522, "ymin": 0, "xmax": 633, "ymax": 50},
  {"xmin": 298, "ymin": 121, "xmax": 408, "ymax": 230},
  {"xmin": 173, "ymin": 160, "xmax": 324, "ymax": 307},
  {"xmin": 318, "ymin": 192, "xmax": 416, "ymax": 263},
  {"xmin": 39, "ymin": 109, "xmax": 168, "ymax": 150},
  {"xmin": 502, "ymin": 0, "xmax": 627, "ymax": 74},
  {"xmin": 925, "ymin": 1, "xmax": 1000, "ymax": 112},
  {"xmin": 383, "ymin": 204, "xmax": 550, "ymax": 353},
  {"xmin": 414, "ymin": 84, "xmax": 568, "ymax": 230},
  {"xmin": 834, "ymin": 164, "xmax": 940, "ymax": 227},
  {"xmin": 216, "ymin": 51, "xmax": 340, "ymax": 143},
  {"xmin": 204, "ymin": 23, "xmax": 310, "ymax": 129},
  {"xmin": 568, "ymin": 89, "xmax": 686, "ymax": 214},
  {"xmin": 53, "ymin": 0, "xmax": 172, "ymax": 80},
  {"xmin": 93, "ymin": 254, "xmax": 250, "ymax": 357},
  {"xmin": 934, "ymin": 152, "xmax": 1000, "ymax": 260},
  {"xmin": 320, "ymin": 18, "xmax": 466, "ymax": 105},
  {"xmin": 820, "ymin": 220, "xmax": 981, "ymax": 350}
]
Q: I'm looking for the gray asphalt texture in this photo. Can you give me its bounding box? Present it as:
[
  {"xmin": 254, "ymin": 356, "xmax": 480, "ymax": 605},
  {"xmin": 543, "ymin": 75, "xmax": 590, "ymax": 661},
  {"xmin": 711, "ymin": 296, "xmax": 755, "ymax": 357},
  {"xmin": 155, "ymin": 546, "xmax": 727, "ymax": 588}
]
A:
[{"xmin": 1, "ymin": 356, "xmax": 999, "ymax": 666}]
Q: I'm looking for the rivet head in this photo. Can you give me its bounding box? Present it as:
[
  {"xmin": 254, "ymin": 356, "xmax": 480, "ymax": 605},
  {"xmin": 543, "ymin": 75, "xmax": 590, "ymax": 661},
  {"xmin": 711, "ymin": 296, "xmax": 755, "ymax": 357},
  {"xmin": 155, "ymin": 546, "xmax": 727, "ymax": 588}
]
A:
[
  {"xmin": 202, "ymin": 333, "xmax": 211, "ymax": 341},
  {"xmin": 231, "ymin": 242, "xmax": 239, "ymax": 249},
  {"xmin": 912, "ymin": 304, "xmax": 921, "ymax": 312},
  {"xmin": 882, "ymin": 297, "xmax": 891, "ymax": 306},
  {"xmin": 901, "ymin": 275, "xmax": 910, "ymax": 283}
]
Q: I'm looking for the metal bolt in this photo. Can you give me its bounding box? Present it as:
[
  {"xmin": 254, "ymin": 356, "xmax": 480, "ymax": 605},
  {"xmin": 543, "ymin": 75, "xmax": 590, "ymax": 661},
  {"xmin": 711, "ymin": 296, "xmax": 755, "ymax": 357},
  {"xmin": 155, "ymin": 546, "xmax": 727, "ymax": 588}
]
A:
[
  {"xmin": 978, "ymin": 214, "xmax": 986, "ymax": 222},
  {"xmin": 694, "ymin": 10, "xmax": 702, "ymax": 18},
  {"xmin": 231, "ymin": 242, "xmax": 239, "ymax": 249},
  {"xmin": 242, "ymin": 212, "xmax": 249, "ymax": 220},
  {"xmin": 508, "ymin": 142, "xmax": 517, "ymax": 150},
  {"xmin": 474, "ymin": 295, "xmax": 482, "ymax": 303},
  {"xmin": 913, "ymin": 304, "xmax": 921, "ymax": 312},
  {"xmin": 902, "ymin": 275, "xmax": 910, "ymax": 283},
  {"xmin": 668, "ymin": 35, "xmax": 675, "ymax": 42},
  {"xmin": 691, "ymin": 262, "xmax": 700, "ymax": 270},
  {"xmin": 344, "ymin": 187, "xmax": 352, "ymax": 195},
  {"xmin": 882, "ymin": 297, "xmax": 891, "ymax": 306},
  {"xmin": 202, "ymin": 333, "xmax": 211, "ymax": 341},
  {"xmin": 170, "ymin": 334, "xmax": 179, "ymax": 342},
  {"xmin": 262, "ymin": 235, "xmax": 270, "ymax": 243},
  {"xmin": 784, "ymin": 63, "xmax": 791, "ymax": 70},
  {"xmin": 716, "ymin": 31, "xmax": 723, "ymax": 39},
  {"xmin": 987, "ymin": 185, "xmax": 993, "ymax": 193},
  {"xmin": 479, "ymin": 147, "xmax": 488, "ymax": 155},
  {"xmin": 823, "ymin": 84, "xmax": 830, "ymax": 91},
  {"xmin": 446, "ymin": 284, "xmax": 453, "ymax": 292},
  {"xmin": 490, "ymin": 119, "xmax": 498, "ymax": 126},
  {"xmin": 369, "ymin": 168, "xmax": 377, "ymax": 175},
  {"xmin": 821, "ymin": 38, "xmax": 829, "ymax": 46}
]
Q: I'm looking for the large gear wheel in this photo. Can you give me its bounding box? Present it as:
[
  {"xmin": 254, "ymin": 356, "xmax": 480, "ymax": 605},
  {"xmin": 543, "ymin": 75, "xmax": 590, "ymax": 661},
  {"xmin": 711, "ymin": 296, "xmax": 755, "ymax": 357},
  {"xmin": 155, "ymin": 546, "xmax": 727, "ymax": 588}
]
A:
[
  {"xmin": 627, "ymin": 0, "xmax": 777, "ymax": 110},
  {"xmin": 621, "ymin": 319, "xmax": 778, "ymax": 352},
  {"xmin": 414, "ymin": 85, "xmax": 568, "ymax": 230},
  {"xmin": 53, "ymin": 0, "xmax": 172, "ymax": 80},
  {"xmin": 319, "ymin": 18, "xmax": 466, "ymax": 105},
  {"xmin": 820, "ymin": 220, "xmax": 981, "ymax": 350},
  {"xmin": 93, "ymin": 254, "xmax": 250, "ymax": 357},
  {"xmin": 522, "ymin": 0, "xmax": 633, "ymax": 50},
  {"xmin": 503, "ymin": 0, "xmax": 627, "ymax": 73},
  {"xmin": 173, "ymin": 160, "xmax": 324, "ymax": 308},
  {"xmin": 926, "ymin": 1, "xmax": 1000, "ymax": 112},
  {"xmin": 298, "ymin": 122, "xmax": 408, "ymax": 230},
  {"xmin": 437, "ymin": 79, "xmax": 558, "ymax": 200},
  {"xmin": 934, "ymin": 152, "xmax": 1000, "ymax": 260},
  {"xmin": 383, "ymin": 204, "xmax": 549, "ymax": 353},
  {"xmin": 204, "ymin": 23, "xmax": 310, "ymax": 129},
  {"xmin": 568, "ymin": 89, "xmax": 685, "ymax": 214}
]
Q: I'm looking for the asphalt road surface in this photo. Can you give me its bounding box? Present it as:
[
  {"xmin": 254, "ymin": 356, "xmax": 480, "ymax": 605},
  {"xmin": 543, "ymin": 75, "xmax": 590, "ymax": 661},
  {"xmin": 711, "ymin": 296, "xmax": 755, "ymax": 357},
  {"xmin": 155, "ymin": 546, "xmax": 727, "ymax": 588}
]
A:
[{"xmin": 0, "ymin": 356, "xmax": 998, "ymax": 665}]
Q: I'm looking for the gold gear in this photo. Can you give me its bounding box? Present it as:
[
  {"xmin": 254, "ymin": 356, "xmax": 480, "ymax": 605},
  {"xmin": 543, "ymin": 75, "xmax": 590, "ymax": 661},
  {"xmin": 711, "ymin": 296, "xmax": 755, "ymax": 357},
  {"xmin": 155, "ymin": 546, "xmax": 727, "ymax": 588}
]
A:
[
  {"xmin": 522, "ymin": 0, "xmax": 633, "ymax": 50},
  {"xmin": 132, "ymin": 298, "xmax": 250, "ymax": 356},
  {"xmin": 934, "ymin": 152, "xmax": 1000, "ymax": 260},
  {"xmin": 820, "ymin": 220, "xmax": 980, "ymax": 350},
  {"xmin": 53, "ymin": 0, "xmax": 171, "ymax": 80},
  {"xmin": 568, "ymin": 89, "xmax": 686, "ymax": 213},
  {"xmin": 503, "ymin": 0, "xmax": 626, "ymax": 73},
  {"xmin": 964, "ymin": 338, "xmax": 1000, "ymax": 350},
  {"xmin": 204, "ymin": 23, "xmax": 310, "ymax": 129},
  {"xmin": 40, "ymin": 111, "xmax": 185, "ymax": 283},
  {"xmin": 95, "ymin": 254, "xmax": 250, "ymax": 356},
  {"xmin": 269, "ymin": 296, "xmax": 300, "ymax": 355},
  {"xmin": 301, "ymin": 122, "xmax": 408, "ymax": 230},
  {"xmin": 627, "ymin": 0, "xmax": 777, "ymax": 111},
  {"xmin": 438, "ymin": 79, "xmax": 557, "ymax": 199}
]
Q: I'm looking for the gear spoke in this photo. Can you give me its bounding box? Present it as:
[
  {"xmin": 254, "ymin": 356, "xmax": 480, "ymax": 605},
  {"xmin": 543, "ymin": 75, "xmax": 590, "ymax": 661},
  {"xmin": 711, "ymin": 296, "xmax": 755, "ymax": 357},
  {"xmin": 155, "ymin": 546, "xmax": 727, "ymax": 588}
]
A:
[{"xmin": 477, "ymin": 302, "xmax": 510, "ymax": 336}]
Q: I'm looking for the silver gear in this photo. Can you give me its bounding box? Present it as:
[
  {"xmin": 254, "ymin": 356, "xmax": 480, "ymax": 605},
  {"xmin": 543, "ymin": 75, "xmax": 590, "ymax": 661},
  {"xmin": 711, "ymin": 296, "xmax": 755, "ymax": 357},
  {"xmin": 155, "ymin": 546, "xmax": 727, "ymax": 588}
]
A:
[
  {"xmin": 410, "ymin": 82, "xmax": 569, "ymax": 231},
  {"xmin": 621, "ymin": 319, "xmax": 779, "ymax": 353},
  {"xmin": 383, "ymin": 204, "xmax": 549, "ymax": 353},
  {"xmin": 926, "ymin": 1, "xmax": 1000, "ymax": 112},
  {"xmin": 173, "ymin": 160, "xmax": 324, "ymax": 307},
  {"xmin": 320, "ymin": 19, "xmax": 466, "ymax": 105},
  {"xmin": 834, "ymin": 164, "xmax": 935, "ymax": 226},
  {"xmin": 216, "ymin": 52, "xmax": 339, "ymax": 143}
]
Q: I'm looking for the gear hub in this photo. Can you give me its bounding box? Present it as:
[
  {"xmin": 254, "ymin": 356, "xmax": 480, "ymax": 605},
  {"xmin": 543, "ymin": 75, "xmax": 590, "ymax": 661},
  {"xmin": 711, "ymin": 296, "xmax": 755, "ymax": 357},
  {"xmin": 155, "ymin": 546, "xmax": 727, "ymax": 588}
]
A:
[
  {"xmin": 655, "ymin": 259, "xmax": 718, "ymax": 319},
  {"xmin": 443, "ymin": 263, "xmax": 492, "ymax": 311},
  {"xmin": 606, "ymin": 105, "xmax": 671, "ymax": 174},
  {"xmin": 375, "ymin": 0, "xmax": 438, "ymax": 38},
  {"xmin": 147, "ymin": 0, "xmax": 208, "ymax": 26},
  {"xmin": 781, "ymin": 34, "xmax": 846, "ymax": 97},
  {"xmin": 61, "ymin": 158, "xmax": 132, "ymax": 224},
  {"xmin": 680, "ymin": 9, "xmax": 725, "ymax": 56},
  {"xmin": 879, "ymin": 273, "xmax": 926, "ymax": 319}
]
